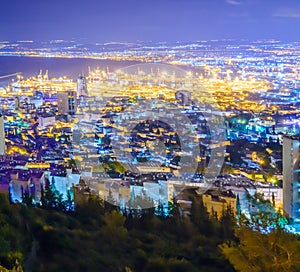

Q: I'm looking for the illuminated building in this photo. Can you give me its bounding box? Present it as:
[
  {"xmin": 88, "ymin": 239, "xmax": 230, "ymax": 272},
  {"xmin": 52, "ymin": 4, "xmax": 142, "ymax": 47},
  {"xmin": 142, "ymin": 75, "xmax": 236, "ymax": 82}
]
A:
[
  {"xmin": 247, "ymin": 117, "xmax": 275, "ymax": 135},
  {"xmin": 8, "ymin": 170, "xmax": 45, "ymax": 203},
  {"xmin": 73, "ymin": 179, "xmax": 97, "ymax": 204},
  {"xmin": 202, "ymin": 189, "xmax": 236, "ymax": 219},
  {"xmin": 256, "ymin": 186, "xmax": 283, "ymax": 210},
  {"xmin": 57, "ymin": 91, "xmax": 77, "ymax": 115},
  {"xmin": 283, "ymin": 135, "xmax": 300, "ymax": 222},
  {"xmin": 49, "ymin": 170, "xmax": 80, "ymax": 200},
  {"xmin": 77, "ymin": 75, "xmax": 88, "ymax": 96},
  {"xmin": 0, "ymin": 113, "xmax": 5, "ymax": 155}
]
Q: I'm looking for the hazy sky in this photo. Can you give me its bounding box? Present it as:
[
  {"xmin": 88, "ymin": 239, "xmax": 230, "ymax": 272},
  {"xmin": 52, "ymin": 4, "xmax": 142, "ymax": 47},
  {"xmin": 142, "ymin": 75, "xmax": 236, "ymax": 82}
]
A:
[{"xmin": 1, "ymin": 0, "xmax": 300, "ymax": 42}]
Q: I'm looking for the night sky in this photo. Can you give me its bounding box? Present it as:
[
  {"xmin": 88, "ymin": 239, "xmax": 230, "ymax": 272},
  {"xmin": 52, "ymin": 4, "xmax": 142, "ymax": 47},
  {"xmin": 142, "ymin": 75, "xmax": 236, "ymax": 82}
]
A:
[{"xmin": 1, "ymin": 0, "xmax": 300, "ymax": 42}]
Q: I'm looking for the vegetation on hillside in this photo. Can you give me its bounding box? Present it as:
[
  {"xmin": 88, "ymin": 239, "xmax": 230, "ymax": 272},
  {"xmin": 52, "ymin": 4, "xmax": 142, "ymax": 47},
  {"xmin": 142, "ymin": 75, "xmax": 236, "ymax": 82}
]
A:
[{"xmin": 0, "ymin": 189, "xmax": 299, "ymax": 272}]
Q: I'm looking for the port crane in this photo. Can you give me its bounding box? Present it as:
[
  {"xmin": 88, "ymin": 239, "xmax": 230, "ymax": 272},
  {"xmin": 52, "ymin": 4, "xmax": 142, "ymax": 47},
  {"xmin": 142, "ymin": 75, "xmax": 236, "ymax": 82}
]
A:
[{"xmin": 0, "ymin": 72, "xmax": 22, "ymax": 80}]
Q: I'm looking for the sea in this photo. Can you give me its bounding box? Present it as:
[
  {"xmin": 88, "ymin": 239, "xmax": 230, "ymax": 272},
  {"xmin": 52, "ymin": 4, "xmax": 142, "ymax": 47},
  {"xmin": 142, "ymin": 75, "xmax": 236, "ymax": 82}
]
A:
[{"xmin": 0, "ymin": 56, "xmax": 141, "ymax": 86}]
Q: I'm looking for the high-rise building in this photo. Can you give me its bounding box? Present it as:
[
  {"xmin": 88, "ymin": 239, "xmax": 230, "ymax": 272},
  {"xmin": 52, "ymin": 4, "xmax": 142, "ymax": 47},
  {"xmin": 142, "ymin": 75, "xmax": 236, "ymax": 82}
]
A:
[
  {"xmin": 283, "ymin": 135, "xmax": 300, "ymax": 221},
  {"xmin": 57, "ymin": 91, "xmax": 77, "ymax": 115},
  {"xmin": 0, "ymin": 113, "xmax": 5, "ymax": 155},
  {"xmin": 77, "ymin": 75, "xmax": 88, "ymax": 96}
]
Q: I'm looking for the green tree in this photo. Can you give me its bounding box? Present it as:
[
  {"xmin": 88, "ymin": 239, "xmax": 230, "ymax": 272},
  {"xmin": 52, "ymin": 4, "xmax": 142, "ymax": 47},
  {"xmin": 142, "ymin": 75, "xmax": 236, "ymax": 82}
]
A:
[
  {"xmin": 221, "ymin": 213, "xmax": 300, "ymax": 272},
  {"xmin": 219, "ymin": 205, "xmax": 235, "ymax": 240},
  {"xmin": 21, "ymin": 188, "xmax": 33, "ymax": 207},
  {"xmin": 190, "ymin": 196, "xmax": 215, "ymax": 236},
  {"xmin": 101, "ymin": 210, "xmax": 128, "ymax": 246},
  {"xmin": 41, "ymin": 184, "xmax": 64, "ymax": 210}
]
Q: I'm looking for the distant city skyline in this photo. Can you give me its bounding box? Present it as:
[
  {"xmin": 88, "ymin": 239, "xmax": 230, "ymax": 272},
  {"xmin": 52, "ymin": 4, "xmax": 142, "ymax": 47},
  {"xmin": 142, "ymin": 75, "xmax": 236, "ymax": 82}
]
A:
[{"xmin": 2, "ymin": 0, "xmax": 300, "ymax": 42}]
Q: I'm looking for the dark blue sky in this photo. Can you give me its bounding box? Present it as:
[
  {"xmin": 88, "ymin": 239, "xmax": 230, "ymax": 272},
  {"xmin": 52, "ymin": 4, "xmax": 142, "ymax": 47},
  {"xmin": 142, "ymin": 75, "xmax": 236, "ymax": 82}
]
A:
[{"xmin": 1, "ymin": 0, "xmax": 300, "ymax": 42}]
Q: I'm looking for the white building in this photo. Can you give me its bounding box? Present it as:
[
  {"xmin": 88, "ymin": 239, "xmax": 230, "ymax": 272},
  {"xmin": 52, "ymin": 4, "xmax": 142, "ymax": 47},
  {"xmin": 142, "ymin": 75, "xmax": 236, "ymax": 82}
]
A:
[
  {"xmin": 0, "ymin": 114, "xmax": 5, "ymax": 155},
  {"xmin": 283, "ymin": 136, "xmax": 300, "ymax": 221},
  {"xmin": 49, "ymin": 171, "xmax": 81, "ymax": 200}
]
